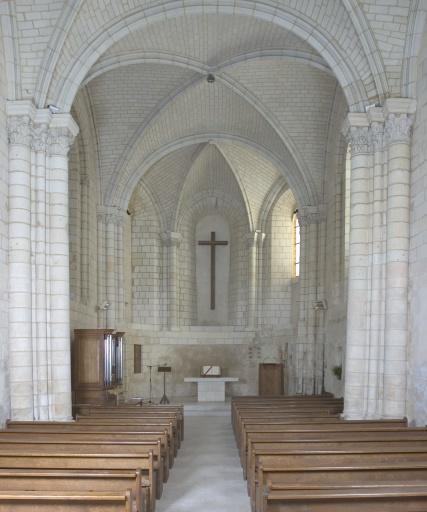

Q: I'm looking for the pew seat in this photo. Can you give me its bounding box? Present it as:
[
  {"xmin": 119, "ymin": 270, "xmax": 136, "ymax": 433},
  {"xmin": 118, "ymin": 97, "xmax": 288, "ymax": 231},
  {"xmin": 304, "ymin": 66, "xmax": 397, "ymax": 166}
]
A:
[{"xmin": 0, "ymin": 490, "xmax": 134, "ymax": 512}]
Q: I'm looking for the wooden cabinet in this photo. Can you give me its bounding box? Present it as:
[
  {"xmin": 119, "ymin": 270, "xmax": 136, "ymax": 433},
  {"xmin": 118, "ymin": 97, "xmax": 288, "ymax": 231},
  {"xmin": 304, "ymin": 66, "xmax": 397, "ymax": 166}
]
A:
[
  {"xmin": 258, "ymin": 363, "xmax": 284, "ymax": 396},
  {"xmin": 72, "ymin": 329, "xmax": 124, "ymax": 404}
]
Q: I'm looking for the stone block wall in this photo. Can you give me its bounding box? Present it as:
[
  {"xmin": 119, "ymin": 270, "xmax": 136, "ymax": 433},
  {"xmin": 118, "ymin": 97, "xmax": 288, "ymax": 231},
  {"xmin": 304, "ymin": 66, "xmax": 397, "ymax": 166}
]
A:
[
  {"xmin": 261, "ymin": 189, "xmax": 294, "ymax": 330},
  {"xmin": 0, "ymin": 19, "xmax": 9, "ymax": 425},
  {"xmin": 131, "ymin": 189, "xmax": 163, "ymax": 328},
  {"xmin": 408, "ymin": 25, "xmax": 427, "ymax": 425}
]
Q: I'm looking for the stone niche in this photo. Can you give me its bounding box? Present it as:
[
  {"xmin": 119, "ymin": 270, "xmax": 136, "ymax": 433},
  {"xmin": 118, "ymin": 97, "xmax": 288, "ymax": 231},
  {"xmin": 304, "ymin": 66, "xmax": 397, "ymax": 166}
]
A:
[{"xmin": 196, "ymin": 214, "xmax": 230, "ymax": 326}]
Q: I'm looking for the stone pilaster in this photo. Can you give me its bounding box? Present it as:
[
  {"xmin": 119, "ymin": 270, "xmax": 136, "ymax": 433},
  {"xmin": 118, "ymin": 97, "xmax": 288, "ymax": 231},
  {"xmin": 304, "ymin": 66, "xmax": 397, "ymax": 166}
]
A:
[
  {"xmin": 7, "ymin": 103, "xmax": 34, "ymax": 420},
  {"xmin": 47, "ymin": 116, "xmax": 78, "ymax": 420},
  {"xmin": 295, "ymin": 204, "xmax": 326, "ymax": 395},
  {"xmin": 246, "ymin": 230, "xmax": 263, "ymax": 330},
  {"xmin": 6, "ymin": 101, "xmax": 78, "ymax": 420},
  {"xmin": 80, "ymin": 174, "xmax": 90, "ymax": 304},
  {"xmin": 256, "ymin": 231, "xmax": 266, "ymax": 329},
  {"xmin": 342, "ymin": 113, "xmax": 373, "ymax": 418},
  {"xmin": 31, "ymin": 116, "xmax": 50, "ymax": 420},
  {"xmin": 161, "ymin": 231, "xmax": 182, "ymax": 329},
  {"xmin": 97, "ymin": 205, "xmax": 126, "ymax": 329},
  {"xmin": 383, "ymin": 98, "xmax": 415, "ymax": 418},
  {"xmin": 342, "ymin": 99, "xmax": 416, "ymax": 420}
]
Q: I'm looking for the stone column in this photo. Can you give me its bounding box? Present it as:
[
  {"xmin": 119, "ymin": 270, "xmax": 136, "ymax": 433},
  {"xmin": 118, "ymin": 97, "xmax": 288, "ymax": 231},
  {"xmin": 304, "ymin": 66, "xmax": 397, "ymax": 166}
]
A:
[
  {"xmin": 97, "ymin": 206, "xmax": 126, "ymax": 329},
  {"xmin": 80, "ymin": 174, "xmax": 89, "ymax": 304},
  {"xmin": 342, "ymin": 113, "xmax": 373, "ymax": 419},
  {"xmin": 296, "ymin": 205, "xmax": 325, "ymax": 395},
  {"xmin": 7, "ymin": 103, "xmax": 34, "ymax": 420},
  {"xmin": 256, "ymin": 232, "xmax": 266, "ymax": 328},
  {"xmin": 162, "ymin": 231, "xmax": 182, "ymax": 329},
  {"xmin": 246, "ymin": 231, "xmax": 262, "ymax": 330},
  {"xmin": 105, "ymin": 217, "xmax": 117, "ymax": 328},
  {"xmin": 365, "ymin": 107, "xmax": 386, "ymax": 418},
  {"xmin": 31, "ymin": 117, "xmax": 50, "ymax": 419},
  {"xmin": 47, "ymin": 116, "xmax": 78, "ymax": 419},
  {"xmin": 97, "ymin": 209, "xmax": 106, "ymax": 328},
  {"xmin": 382, "ymin": 99, "xmax": 415, "ymax": 418},
  {"xmin": 7, "ymin": 101, "xmax": 78, "ymax": 420}
]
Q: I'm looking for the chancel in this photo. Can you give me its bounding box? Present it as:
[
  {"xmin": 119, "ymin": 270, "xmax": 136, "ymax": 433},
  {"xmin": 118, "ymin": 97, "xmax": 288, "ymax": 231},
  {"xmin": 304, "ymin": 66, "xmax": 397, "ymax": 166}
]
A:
[{"xmin": 1, "ymin": 2, "xmax": 427, "ymax": 511}]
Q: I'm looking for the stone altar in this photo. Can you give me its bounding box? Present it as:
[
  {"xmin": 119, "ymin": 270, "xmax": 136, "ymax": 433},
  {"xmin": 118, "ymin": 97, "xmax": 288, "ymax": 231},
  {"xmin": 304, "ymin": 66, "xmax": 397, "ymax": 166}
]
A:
[{"xmin": 184, "ymin": 377, "xmax": 239, "ymax": 402}]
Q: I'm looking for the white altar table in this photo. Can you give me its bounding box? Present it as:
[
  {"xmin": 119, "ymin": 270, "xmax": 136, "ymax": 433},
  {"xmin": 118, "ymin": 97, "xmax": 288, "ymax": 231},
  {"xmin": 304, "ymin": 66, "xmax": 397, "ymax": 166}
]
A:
[{"xmin": 184, "ymin": 377, "xmax": 239, "ymax": 402}]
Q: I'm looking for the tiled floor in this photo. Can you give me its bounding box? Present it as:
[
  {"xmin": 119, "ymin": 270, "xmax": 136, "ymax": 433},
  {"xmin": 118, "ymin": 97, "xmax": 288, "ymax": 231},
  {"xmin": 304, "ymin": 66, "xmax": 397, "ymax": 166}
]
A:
[{"xmin": 157, "ymin": 403, "xmax": 251, "ymax": 512}]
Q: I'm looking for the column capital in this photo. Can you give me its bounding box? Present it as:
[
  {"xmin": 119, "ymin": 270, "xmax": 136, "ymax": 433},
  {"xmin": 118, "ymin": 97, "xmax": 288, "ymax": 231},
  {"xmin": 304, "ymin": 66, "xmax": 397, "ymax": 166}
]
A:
[
  {"xmin": 385, "ymin": 113, "xmax": 415, "ymax": 145},
  {"xmin": 161, "ymin": 231, "xmax": 182, "ymax": 247},
  {"xmin": 342, "ymin": 113, "xmax": 371, "ymax": 155},
  {"xmin": 7, "ymin": 115, "xmax": 32, "ymax": 145},
  {"xmin": 297, "ymin": 205, "xmax": 326, "ymax": 227},
  {"xmin": 31, "ymin": 125, "xmax": 49, "ymax": 152},
  {"xmin": 7, "ymin": 102, "xmax": 79, "ymax": 153},
  {"xmin": 48, "ymin": 115, "xmax": 79, "ymax": 156}
]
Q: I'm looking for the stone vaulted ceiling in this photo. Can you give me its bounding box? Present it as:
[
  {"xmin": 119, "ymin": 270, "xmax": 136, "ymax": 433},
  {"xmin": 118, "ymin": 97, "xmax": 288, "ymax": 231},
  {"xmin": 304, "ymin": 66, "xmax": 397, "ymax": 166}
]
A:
[{"xmin": 75, "ymin": 12, "xmax": 344, "ymax": 211}]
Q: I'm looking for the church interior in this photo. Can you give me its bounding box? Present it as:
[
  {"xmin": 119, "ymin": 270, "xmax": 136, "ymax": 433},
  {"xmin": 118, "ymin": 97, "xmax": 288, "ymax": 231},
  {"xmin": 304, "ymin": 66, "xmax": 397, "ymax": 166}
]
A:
[{"xmin": 1, "ymin": 0, "xmax": 427, "ymax": 510}]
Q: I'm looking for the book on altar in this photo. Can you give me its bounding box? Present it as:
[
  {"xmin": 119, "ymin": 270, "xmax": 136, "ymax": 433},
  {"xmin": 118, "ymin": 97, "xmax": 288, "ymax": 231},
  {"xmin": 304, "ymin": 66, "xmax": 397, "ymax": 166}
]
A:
[{"xmin": 201, "ymin": 365, "xmax": 221, "ymax": 377}]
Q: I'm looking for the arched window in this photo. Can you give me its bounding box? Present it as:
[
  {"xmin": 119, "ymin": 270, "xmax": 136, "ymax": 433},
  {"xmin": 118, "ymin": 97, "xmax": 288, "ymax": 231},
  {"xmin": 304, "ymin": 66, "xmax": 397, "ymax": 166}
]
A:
[{"xmin": 293, "ymin": 211, "xmax": 300, "ymax": 277}]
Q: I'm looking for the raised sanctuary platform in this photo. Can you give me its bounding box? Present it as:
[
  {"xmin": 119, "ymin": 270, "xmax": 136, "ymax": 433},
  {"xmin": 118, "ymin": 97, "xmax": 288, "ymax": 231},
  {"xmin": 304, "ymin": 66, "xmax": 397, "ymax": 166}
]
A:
[{"xmin": 184, "ymin": 377, "xmax": 239, "ymax": 402}]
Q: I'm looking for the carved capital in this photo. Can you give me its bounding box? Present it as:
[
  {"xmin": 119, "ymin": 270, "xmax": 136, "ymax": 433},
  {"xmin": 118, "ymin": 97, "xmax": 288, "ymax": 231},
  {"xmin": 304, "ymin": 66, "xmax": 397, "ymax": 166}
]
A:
[
  {"xmin": 385, "ymin": 113, "xmax": 414, "ymax": 145},
  {"xmin": 297, "ymin": 205, "xmax": 326, "ymax": 227},
  {"xmin": 47, "ymin": 127, "xmax": 76, "ymax": 156},
  {"xmin": 31, "ymin": 125, "xmax": 49, "ymax": 152},
  {"xmin": 346, "ymin": 125, "xmax": 372, "ymax": 155},
  {"xmin": 7, "ymin": 116, "xmax": 32, "ymax": 145},
  {"xmin": 370, "ymin": 122, "xmax": 384, "ymax": 151}
]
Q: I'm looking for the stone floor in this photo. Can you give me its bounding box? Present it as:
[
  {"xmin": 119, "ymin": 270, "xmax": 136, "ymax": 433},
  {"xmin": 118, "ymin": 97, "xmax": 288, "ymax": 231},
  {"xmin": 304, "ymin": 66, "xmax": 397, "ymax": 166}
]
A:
[{"xmin": 157, "ymin": 403, "xmax": 251, "ymax": 512}]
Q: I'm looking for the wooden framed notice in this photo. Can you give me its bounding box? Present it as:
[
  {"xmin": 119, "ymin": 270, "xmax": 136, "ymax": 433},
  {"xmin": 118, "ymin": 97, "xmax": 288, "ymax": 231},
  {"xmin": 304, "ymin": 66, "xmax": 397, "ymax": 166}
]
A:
[{"xmin": 134, "ymin": 344, "xmax": 142, "ymax": 374}]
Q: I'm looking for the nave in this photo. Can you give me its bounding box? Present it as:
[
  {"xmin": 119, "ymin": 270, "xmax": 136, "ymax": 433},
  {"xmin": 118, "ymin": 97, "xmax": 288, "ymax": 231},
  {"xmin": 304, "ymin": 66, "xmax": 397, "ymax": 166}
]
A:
[
  {"xmin": 2, "ymin": 396, "xmax": 427, "ymax": 510},
  {"xmin": 157, "ymin": 404, "xmax": 250, "ymax": 512}
]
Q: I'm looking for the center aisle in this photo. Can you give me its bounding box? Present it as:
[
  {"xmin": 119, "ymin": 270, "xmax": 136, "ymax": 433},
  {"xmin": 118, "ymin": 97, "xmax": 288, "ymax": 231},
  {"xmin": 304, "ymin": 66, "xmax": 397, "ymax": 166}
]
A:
[{"xmin": 157, "ymin": 403, "xmax": 251, "ymax": 512}]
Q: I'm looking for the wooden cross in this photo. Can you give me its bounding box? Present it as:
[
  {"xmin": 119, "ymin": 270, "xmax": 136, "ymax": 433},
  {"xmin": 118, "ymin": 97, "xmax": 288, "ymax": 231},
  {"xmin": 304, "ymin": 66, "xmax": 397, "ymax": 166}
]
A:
[{"xmin": 198, "ymin": 231, "xmax": 228, "ymax": 310}]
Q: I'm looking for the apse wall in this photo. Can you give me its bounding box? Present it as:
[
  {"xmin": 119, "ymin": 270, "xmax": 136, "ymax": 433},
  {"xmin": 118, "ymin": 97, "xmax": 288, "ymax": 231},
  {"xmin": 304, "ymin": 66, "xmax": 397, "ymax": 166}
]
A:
[
  {"xmin": 408, "ymin": 24, "xmax": 427, "ymax": 425},
  {"xmin": 0, "ymin": 22, "xmax": 9, "ymax": 425}
]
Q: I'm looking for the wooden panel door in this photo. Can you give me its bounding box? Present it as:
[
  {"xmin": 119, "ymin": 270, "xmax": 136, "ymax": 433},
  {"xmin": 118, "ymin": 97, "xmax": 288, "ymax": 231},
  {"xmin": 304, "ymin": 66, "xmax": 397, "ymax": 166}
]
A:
[{"xmin": 258, "ymin": 363, "xmax": 284, "ymax": 396}]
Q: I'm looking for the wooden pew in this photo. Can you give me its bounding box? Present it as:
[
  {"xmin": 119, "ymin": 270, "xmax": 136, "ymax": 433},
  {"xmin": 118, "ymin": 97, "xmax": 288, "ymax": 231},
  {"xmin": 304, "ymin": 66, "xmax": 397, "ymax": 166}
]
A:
[
  {"xmin": 0, "ymin": 489, "xmax": 134, "ymax": 512},
  {"xmin": 245, "ymin": 428, "xmax": 427, "ymax": 477},
  {"xmin": 0, "ymin": 430, "xmax": 173, "ymax": 469},
  {"xmin": 77, "ymin": 412, "xmax": 183, "ymax": 444},
  {"xmin": 263, "ymin": 483, "xmax": 427, "ymax": 512},
  {"xmin": 239, "ymin": 420, "xmax": 408, "ymax": 465},
  {"xmin": 0, "ymin": 452, "xmax": 156, "ymax": 512},
  {"xmin": 76, "ymin": 417, "xmax": 181, "ymax": 450},
  {"xmin": 7, "ymin": 421, "xmax": 178, "ymax": 458},
  {"xmin": 254, "ymin": 451, "xmax": 427, "ymax": 511},
  {"xmin": 76, "ymin": 404, "xmax": 184, "ymax": 440},
  {"xmin": 0, "ymin": 469, "xmax": 148, "ymax": 512},
  {"xmin": 0, "ymin": 439, "xmax": 166, "ymax": 498}
]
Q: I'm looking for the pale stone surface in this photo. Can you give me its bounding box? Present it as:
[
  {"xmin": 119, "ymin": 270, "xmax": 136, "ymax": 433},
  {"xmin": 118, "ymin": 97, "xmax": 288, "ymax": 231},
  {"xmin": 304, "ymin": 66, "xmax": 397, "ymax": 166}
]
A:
[
  {"xmin": 157, "ymin": 404, "xmax": 250, "ymax": 512},
  {"xmin": 1, "ymin": 0, "xmax": 427, "ymax": 427},
  {"xmin": 184, "ymin": 378, "xmax": 239, "ymax": 402}
]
